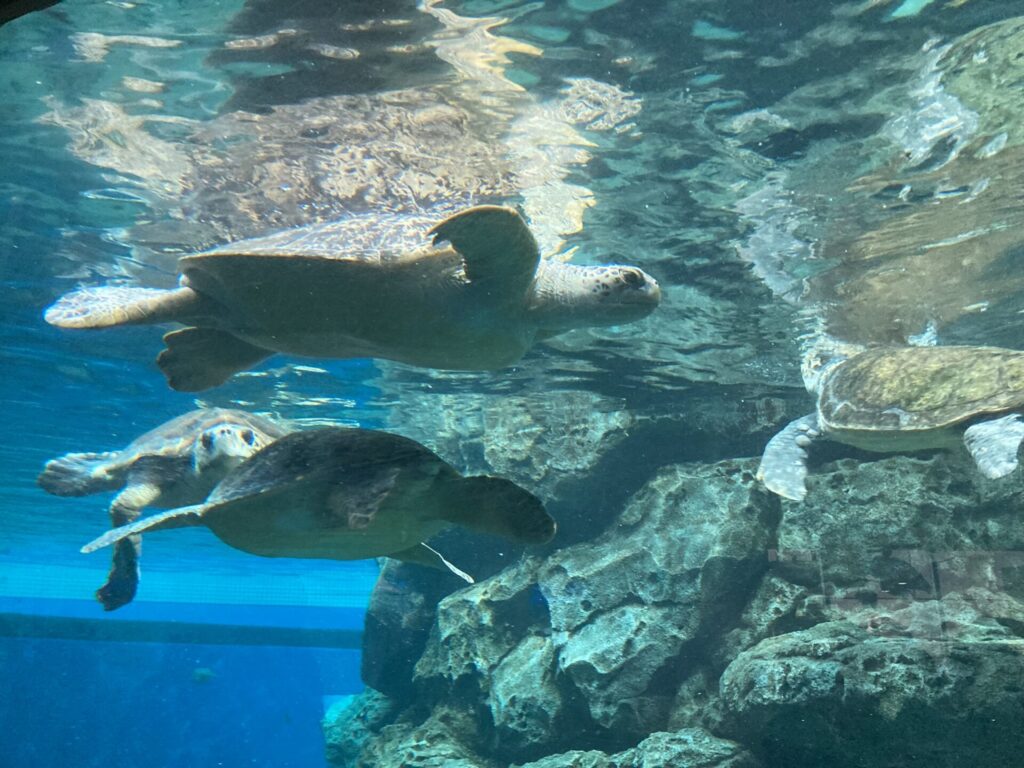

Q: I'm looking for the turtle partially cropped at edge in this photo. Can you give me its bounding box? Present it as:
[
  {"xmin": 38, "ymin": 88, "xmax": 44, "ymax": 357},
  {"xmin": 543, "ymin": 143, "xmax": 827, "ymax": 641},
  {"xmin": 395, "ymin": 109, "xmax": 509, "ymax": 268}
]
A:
[
  {"xmin": 81, "ymin": 427, "xmax": 556, "ymax": 591},
  {"xmin": 758, "ymin": 343, "xmax": 1024, "ymax": 501},
  {"xmin": 39, "ymin": 408, "xmax": 291, "ymax": 610},
  {"xmin": 44, "ymin": 205, "xmax": 661, "ymax": 391}
]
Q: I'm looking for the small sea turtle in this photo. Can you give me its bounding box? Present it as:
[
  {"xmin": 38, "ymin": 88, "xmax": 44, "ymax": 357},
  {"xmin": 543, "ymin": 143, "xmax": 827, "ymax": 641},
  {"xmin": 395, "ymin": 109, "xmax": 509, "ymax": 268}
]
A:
[
  {"xmin": 758, "ymin": 343, "xmax": 1024, "ymax": 501},
  {"xmin": 44, "ymin": 205, "xmax": 661, "ymax": 391},
  {"xmin": 39, "ymin": 408, "xmax": 290, "ymax": 610},
  {"xmin": 81, "ymin": 427, "xmax": 556, "ymax": 590}
]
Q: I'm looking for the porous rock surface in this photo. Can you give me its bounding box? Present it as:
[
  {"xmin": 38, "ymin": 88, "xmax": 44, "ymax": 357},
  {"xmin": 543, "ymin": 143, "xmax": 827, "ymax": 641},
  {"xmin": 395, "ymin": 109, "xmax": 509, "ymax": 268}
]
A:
[{"xmin": 325, "ymin": 451, "xmax": 1024, "ymax": 767}]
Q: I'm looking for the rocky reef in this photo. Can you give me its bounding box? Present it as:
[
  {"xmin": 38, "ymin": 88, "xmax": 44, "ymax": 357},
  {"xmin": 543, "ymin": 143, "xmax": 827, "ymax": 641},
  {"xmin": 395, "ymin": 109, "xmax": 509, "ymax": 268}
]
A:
[{"xmin": 323, "ymin": 446, "xmax": 1024, "ymax": 767}]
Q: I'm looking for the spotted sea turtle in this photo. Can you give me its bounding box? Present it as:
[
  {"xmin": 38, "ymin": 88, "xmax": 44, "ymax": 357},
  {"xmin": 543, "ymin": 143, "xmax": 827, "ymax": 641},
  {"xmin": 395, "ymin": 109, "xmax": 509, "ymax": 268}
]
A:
[
  {"xmin": 44, "ymin": 205, "xmax": 661, "ymax": 391},
  {"xmin": 81, "ymin": 427, "xmax": 556, "ymax": 590},
  {"xmin": 39, "ymin": 408, "xmax": 290, "ymax": 609},
  {"xmin": 758, "ymin": 343, "xmax": 1024, "ymax": 501}
]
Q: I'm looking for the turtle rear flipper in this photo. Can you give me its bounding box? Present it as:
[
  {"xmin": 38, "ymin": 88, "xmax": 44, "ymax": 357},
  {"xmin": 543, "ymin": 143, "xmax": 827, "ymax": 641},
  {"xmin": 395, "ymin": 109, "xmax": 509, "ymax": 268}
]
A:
[
  {"xmin": 441, "ymin": 476, "xmax": 556, "ymax": 545},
  {"xmin": 964, "ymin": 413, "xmax": 1024, "ymax": 479},
  {"xmin": 96, "ymin": 537, "xmax": 142, "ymax": 611},
  {"xmin": 81, "ymin": 505, "xmax": 206, "ymax": 554},
  {"xmin": 158, "ymin": 328, "xmax": 273, "ymax": 391},
  {"xmin": 96, "ymin": 482, "xmax": 162, "ymax": 612},
  {"xmin": 757, "ymin": 413, "xmax": 820, "ymax": 502},
  {"xmin": 37, "ymin": 451, "xmax": 122, "ymax": 496},
  {"xmin": 44, "ymin": 286, "xmax": 202, "ymax": 329}
]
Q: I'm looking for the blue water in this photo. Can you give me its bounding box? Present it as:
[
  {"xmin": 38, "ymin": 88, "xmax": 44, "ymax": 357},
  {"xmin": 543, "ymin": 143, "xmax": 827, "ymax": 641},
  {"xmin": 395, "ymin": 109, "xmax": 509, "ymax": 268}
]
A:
[{"xmin": 4, "ymin": 0, "xmax": 1024, "ymax": 766}]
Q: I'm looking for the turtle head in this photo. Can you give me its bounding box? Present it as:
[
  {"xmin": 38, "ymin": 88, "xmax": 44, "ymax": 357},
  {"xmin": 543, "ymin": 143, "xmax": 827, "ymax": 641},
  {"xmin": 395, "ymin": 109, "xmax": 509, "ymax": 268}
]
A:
[
  {"xmin": 530, "ymin": 261, "xmax": 661, "ymax": 332},
  {"xmin": 193, "ymin": 424, "xmax": 269, "ymax": 473},
  {"xmin": 800, "ymin": 334, "xmax": 865, "ymax": 394}
]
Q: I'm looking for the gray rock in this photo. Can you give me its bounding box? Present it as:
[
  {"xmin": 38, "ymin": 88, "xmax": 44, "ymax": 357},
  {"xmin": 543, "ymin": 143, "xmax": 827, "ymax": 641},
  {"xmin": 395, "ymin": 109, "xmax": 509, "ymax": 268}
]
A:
[
  {"xmin": 719, "ymin": 591, "xmax": 1024, "ymax": 768},
  {"xmin": 361, "ymin": 560, "xmax": 458, "ymax": 698},
  {"xmin": 322, "ymin": 688, "xmax": 400, "ymax": 768},
  {"xmin": 412, "ymin": 459, "xmax": 775, "ymax": 752},
  {"xmin": 624, "ymin": 730, "xmax": 760, "ymax": 768},
  {"xmin": 414, "ymin": 558, "xmax": 547, "ymax": 690},
  {"xmin": 711, "ymin": 574, "xmax": 825, "ymax": 672},
  {"xmin": 512, "ymin": 752, "xmax": 609, "ymax": 768},
  {"xmin": 554, "ymin": 604, "xmax": 692, "ymax": 737},
  {"xmin": 776, "ymin": 454, "xmax": 1024, "ymax": 596},
  {"xmin": 353, "ymin": 708, "xmax": 497, "ymax": 768},
  {"xmin": 511, "ymin": 728, "xmax": 760, "ymax": 768},
  {"xmin": 488, "ymin": 636, "xmax": 564, "ymax": 756},
  {"xmin": 541, "ymin": 459, "xmax": 775, "ymax": 637},
  {"xmin": 339, "ymin": 453, "xmax": 1024, "ymax": 768}
]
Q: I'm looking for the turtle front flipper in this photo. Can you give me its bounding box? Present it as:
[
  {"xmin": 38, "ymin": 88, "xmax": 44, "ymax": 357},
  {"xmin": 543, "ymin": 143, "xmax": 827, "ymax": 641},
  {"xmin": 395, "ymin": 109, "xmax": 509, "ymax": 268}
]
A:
[
  {"xmin": 44, "ymin": 286, "xmax": 204, "ymax": 329},
  {"xmin": 757, "ymin": 413, "xmax": 821, "ymax": 502},
  {"xmin": 95, "ymin": 481, "xmax": 161, "ymax": 611},
  {"xmin": 963, "ymin": 414, "xmax": 1024, "ymax": 479},
  {"xmin": 158, "ymin": 328, "xmax": 273, "ymax": 391},
  {"xmin": 37, "ymin": 451, "xmax": 121, "ymax": 496},
  {"xmin": 428, "ymin": 205, "xmax": 540, "ymax": 293},
  {"xmin": 82, "ymin": 504, "xmax": 206, "ymax": 554}
]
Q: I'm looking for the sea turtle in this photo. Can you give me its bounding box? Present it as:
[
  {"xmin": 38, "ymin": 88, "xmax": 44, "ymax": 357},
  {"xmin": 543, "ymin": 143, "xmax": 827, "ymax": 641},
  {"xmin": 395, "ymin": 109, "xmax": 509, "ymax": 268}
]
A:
[
  {"xmin": 80, "ymin": 426, "xmax": 556, "ymax": 590},
  {"xmin": 757, "ymin": 343, "xmax": 1024, "ymax": 501},
  {"xmin": 39, "ymin": 408, "xmax": 291, "ymax": 610},
  {"xmin": 43, "ymin": 205, "xmax": 661, "ymax": 391}
]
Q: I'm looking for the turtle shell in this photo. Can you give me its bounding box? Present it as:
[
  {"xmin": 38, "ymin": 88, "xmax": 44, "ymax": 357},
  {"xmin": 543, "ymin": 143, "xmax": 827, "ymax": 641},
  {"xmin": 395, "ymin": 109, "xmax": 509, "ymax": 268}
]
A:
[
  {"xmin": 190, "ymin": 209, "xmax": 442, "ymax": 263},
  {"xmin": 819, "ymin": 345, "xmax": 1024, "ymax": 432},
  {"xmin": 199, "ymin": 427, "xmax": 459, "ymax": 560},
  {"xmin": 207, "ymin": 427, "xmax": 449, "ymax": 507},
  {"xmin": 176, "ymin": 211, "xmax": 463, "ymax": 330}
]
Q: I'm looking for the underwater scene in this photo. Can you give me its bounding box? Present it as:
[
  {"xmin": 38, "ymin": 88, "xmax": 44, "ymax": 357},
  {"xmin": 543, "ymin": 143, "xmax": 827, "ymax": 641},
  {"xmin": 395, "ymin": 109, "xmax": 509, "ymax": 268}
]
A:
[{"xmin": 4, "ymin": 0, "xmax": 1024, "ymax": 765}]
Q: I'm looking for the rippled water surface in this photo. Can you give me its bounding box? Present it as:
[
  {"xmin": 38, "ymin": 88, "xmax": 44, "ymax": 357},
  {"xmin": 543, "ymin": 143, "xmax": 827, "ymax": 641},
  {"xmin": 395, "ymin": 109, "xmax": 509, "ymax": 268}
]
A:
[{"xmin": 4, "ymin": 0, "xmax": 1024, "ymax": 766}]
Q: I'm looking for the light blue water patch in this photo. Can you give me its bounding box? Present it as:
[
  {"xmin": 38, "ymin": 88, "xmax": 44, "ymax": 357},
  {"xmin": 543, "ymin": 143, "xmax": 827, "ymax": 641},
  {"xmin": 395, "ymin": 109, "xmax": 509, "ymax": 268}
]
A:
[
  {"xmin": 506, "ymin": 67, "xmax": 541, "ymax": 89},
  {"xmin": 890, "ymin": 0, "xmax": 938, "ymax": 18},
  {"xmin": 691, "ymin": 73, "xmax": 724, "ymax": 86},
  {"xmin": 219, "ymin": 61, "xmax": 295, "ymax": 78},
  {"xmin": 692, "ymin": 19, "xmax": 744, "ymax": 41},
  {"xmin": 705, "ymin": 98, "xmax": 746, "ymax": 113},
  {"xmin": 569, "ymin": 0, "xmax": 621, "ymax": 12}
]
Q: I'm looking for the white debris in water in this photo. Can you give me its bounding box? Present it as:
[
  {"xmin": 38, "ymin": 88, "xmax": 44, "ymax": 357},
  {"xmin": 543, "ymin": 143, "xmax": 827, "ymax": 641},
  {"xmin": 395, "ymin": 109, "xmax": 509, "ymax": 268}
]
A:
[
  {"xmin": 307, "ymin": 44, "xmax": 360, "ymax": 60},
  {"xmin": 907, "ymin": 321, "xmax": 938, "ymax": 346}
]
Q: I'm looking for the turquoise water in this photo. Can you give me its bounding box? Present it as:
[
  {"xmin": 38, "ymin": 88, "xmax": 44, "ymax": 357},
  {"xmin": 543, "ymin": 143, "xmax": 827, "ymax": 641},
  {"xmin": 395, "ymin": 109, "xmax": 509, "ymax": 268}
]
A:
[{"xmin": 4, "ymin": 0, "xmax": 1024, "ymax": 766}]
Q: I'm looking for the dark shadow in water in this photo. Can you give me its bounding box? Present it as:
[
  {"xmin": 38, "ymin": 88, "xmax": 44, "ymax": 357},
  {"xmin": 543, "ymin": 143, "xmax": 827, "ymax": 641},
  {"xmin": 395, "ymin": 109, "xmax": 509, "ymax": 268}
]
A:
[{"xmin": 210, "ymin": 0, "xmax": 448, "ymax": 111}]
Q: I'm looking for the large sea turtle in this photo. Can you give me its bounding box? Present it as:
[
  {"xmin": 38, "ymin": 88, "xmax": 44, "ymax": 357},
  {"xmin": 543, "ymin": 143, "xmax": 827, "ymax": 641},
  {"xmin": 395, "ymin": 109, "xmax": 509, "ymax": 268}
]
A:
[
  {"xmin": 757, "ymin": 343, "xmax": 1024, "ymax": 501},
  {"xmin": 44, "ymin": 205, "xmax": 661, "ymax": 391},
  {"xmin": 80, "ymin": 426, "xmax": 556, "ymax": 590},
  {"xmin": 39, "ymin": 408, "xmax": 291, "ymax": 610}
]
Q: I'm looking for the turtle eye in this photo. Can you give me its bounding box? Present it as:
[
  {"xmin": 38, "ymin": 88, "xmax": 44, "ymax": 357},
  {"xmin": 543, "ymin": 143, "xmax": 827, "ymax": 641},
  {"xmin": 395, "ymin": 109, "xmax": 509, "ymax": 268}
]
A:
[
  {"xmin": 241, "ymin": 429, "xmax": 256, "ymax": 445},
  {"xmin": 621, "ymin": 269, "xmax": 644, "ymax": 288},
  {"xmin": 201, "ymin": 432, "xmax": 214, "ymax": 450}
]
